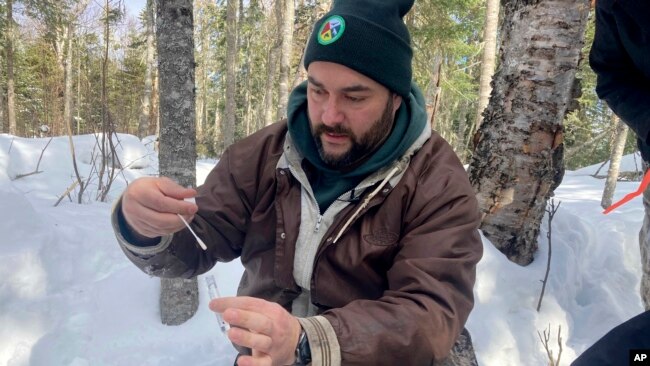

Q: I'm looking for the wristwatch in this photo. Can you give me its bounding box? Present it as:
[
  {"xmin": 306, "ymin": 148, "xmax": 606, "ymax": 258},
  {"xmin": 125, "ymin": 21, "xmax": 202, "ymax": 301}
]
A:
[{"xmin": 294, "ymin": 327, "xmax": 312, "ymax": 365}]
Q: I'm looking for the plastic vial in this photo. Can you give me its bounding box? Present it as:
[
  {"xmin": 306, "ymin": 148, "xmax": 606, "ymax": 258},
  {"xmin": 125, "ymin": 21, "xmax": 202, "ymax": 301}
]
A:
[{"xmin": 205, "ymin": 274, "xmax": 230, "ymax": 333}]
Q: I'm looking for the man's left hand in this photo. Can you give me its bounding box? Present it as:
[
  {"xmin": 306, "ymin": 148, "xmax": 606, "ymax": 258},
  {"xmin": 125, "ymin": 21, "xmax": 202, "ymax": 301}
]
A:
[{"xmin": 210, "ymin": 296, "xmax": 301, "ymax": 366}]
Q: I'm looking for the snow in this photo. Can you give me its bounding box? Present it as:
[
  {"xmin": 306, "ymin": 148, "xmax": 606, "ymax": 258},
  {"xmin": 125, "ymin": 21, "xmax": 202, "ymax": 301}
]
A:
[{"xmin": 0, "ymin": 134, "xmax": 645, "ymax": 366}]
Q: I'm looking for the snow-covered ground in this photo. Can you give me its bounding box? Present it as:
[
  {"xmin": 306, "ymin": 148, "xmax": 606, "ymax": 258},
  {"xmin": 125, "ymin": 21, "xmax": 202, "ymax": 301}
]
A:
[{"xmin": 0, "ymin": 133, "xmax": 645, "ymax": 366}]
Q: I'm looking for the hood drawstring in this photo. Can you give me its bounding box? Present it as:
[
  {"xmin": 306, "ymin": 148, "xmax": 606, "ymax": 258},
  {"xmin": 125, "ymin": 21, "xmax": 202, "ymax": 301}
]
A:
[{"xmin": 333, "ymin": 165, "xmax": 401, "ymax": 244}]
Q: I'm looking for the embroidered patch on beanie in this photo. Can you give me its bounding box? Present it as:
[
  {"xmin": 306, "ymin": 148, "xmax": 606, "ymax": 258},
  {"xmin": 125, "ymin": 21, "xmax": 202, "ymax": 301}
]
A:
[{"xmin": 318, "ymin": 15, "xmax": 346, "ymax": 45}]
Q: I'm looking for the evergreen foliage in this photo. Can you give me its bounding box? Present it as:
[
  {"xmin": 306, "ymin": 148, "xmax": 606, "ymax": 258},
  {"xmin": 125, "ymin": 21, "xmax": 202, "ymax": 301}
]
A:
[{"xmin": 0, "ymin": 0, "xmax": 625, "ymax": 170}]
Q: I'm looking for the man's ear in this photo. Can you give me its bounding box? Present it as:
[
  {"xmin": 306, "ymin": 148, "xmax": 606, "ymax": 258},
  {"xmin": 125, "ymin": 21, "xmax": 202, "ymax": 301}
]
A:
[{"xmin": 392, "ymin": 94, "xmax": 402, "ymax": 114}]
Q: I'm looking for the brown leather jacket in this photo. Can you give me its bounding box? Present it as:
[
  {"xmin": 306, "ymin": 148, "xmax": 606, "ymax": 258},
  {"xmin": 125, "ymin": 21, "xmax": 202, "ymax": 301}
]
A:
[{"xmin": 113, "ymin": 121, "xmax": 482, "ymax": 365}]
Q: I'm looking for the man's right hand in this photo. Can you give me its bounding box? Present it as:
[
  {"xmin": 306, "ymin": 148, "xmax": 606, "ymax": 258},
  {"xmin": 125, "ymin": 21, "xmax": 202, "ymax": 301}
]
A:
[{"xmin": 121, "ymin": 177, "xmax": 199, "ymax": 238}]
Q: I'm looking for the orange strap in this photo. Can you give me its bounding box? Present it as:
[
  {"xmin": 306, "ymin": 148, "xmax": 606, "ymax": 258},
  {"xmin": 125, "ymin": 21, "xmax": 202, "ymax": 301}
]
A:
[{"xmin": 603, "ymin": 169, "xmax": 650, "ymax": 214}]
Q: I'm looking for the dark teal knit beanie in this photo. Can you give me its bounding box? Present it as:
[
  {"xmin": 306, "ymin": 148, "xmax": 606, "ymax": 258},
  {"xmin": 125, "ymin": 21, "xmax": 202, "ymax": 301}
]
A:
[{"xmin": 303, "ymin": 0, "xmax": 415, "ymax": 98}]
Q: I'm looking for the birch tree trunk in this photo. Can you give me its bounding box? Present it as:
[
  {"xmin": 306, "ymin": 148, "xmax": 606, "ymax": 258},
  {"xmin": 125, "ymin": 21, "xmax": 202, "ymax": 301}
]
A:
[
  {"xmin": 0, "ymin": 47, "xmax": 4, "ymax": 133},
  {"xmin": 263, "ymin": 44, "xmax": 279, "ymax": 127},
  {"xmin": 7, "ymin": 0, "xmax": 17, "ymax": 135},
  {"xmin": 601, "ymin": 114, "xmax": 629, "ymax": 209},
  {"xmin": 138, "ymin": 0, "xmax": 156, "ymax": 139},
  {"xmin": 474, "ymin": 0, "xmax": 500, "ymax": 131},
  {"xmin": 214, "ymin": 92, "xmax": 222, "ymax": 152},
  {"xmin": 222, "ymin": 0, "xmax": 238, "ymax": 149},
  {"xmin": 63, "ymin": 0, "xmax": 89, "ymax": 138},
  {"xmin": 468, "ymin": 0, "xmax": 590, "ymax": 265},
  {"xmin": 276, "ymin": 0, "xmax": 294, "ymax": 119},
  {"xmin": 63, "ymin": 22, "xmax": 86, "ymax": 201},
  {"xmin": 156, "ymin": 0, "xmax": 199, "ymax": 326},
  {"xmin": 63, "ymin": 22, "xmax": 74, "ymax": 138}
]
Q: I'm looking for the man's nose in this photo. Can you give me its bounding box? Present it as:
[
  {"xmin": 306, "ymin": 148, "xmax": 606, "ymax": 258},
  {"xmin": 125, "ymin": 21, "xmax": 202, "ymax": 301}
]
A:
[{"xmin": 322, "ymin": 97, "xmax": 345, "ymax": 125}]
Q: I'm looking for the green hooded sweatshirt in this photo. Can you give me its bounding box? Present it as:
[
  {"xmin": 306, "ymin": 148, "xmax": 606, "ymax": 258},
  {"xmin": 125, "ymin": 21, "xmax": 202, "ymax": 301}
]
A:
[{"xmin": 287, "ymin": 81, "xmax": 428, "ymax": 212}]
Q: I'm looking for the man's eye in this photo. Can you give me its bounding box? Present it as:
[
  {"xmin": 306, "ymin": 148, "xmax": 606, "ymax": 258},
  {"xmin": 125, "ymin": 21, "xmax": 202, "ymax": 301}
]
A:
[{"xmin": 346, "ymin": 96, "xmax": 364, "ymax": 102}]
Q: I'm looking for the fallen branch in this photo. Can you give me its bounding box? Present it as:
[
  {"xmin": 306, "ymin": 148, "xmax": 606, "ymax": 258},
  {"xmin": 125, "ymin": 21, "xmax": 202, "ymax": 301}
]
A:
[
  {"xmin": 13, "ymin": 137, "xmax": 53, "ymax": 180},
  {"xmin": 565, "ymin": 128, "xmax": 611, "ymax": 160},
  {"xmin": 591, "ymin": 159, "xmax": 609, "ymax": 178},
  {"xmin": 13, "ymin": 170, "xmax": 44, "ymax": 180},
  {"xmin": 54, "ymin": 180, "xmax": 81, "ymax": 207}
]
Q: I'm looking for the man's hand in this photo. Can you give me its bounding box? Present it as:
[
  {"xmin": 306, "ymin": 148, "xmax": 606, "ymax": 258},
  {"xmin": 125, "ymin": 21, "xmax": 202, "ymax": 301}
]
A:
[
  {"xmin": 210, "ymin": 296, "xmax": 301, "ymax": 366},
  {"xmin": 121, "ymin": 177, "xmax": 198, "ymax": 238}
]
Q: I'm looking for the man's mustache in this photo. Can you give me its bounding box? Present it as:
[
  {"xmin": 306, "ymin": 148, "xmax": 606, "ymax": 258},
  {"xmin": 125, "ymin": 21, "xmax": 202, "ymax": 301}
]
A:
[{"xmin": 315, "ymin": 124, "xmax": 353, "ymax": 136}]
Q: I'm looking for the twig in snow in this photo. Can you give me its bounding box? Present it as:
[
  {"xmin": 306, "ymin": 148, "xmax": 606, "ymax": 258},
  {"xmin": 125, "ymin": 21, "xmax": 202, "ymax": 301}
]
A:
[
  {"xmin": 538, "ymin": 324, "xmax": 563, "ymax": 366},
  {"xmin": 537, "ymin": 198, "xmax": 561, "ymax": 312},
  {"xmin": 54, "ymin": 180, "xmax": 81, "ymax": 207},
  {"xmin": 13, "ymin": 137, "xmax": 53, "ymax": 180}
]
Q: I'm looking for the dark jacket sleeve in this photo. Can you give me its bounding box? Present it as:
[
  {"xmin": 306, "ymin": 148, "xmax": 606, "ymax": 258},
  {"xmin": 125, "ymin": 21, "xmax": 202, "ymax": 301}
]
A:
[
  {"xmin": 589, "ymin": 2, "xmax": 650, "ymax": 144},
  {"xmin": 111, "ymin": 147, "xmax": 252, "ymax": 279},
  {"xmin": 572, "ymin": 310, "xmax": 650, "ymax": 366}
]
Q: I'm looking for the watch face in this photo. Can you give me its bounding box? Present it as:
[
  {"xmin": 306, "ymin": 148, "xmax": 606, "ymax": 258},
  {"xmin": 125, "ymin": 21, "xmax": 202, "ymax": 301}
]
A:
[{"xmin": 296, "ymin": 330, "xmax": 311, "ymax": 364}]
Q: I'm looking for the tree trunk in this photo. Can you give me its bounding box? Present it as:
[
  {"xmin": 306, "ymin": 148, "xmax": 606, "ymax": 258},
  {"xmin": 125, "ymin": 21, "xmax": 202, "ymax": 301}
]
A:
[
  {"xmin": 63, "ymin": 24, "xmax": 74, "ymax": 140},
  {"xmin": 264, "ymin": 46, "xmax": 279, "ymax": 127},
  {"xmin": 214, "ymin": 92, "xmax": 222, "ymax": 152},
  {"xmin": 153, "ymin": 66, "xmax": 160, "ymax": 137},
  {"xmin": 455, "ymin": 100, "xmax": 471, "ymax": 158},
  {"xmin": 156, "ymin": 0, "xmax": 199, "ymax": 326},
  {"xmin": 63, "ymin": 0, "xmax": 90, "ymax": 136},
  {"xmin": 7, "ymin": 0, "xmax": 17, "ymax": 135},
  {"xmin": 96, "ymin": 0, "xmax": 111, "ymax": 201},
  {"xmin": 601, "ymin": 114, "xmax": 629, "ymax": 209},
  {"xmin": 0, "ymin": 46, "xmax": 5, "ymax": 133},
  {"xmin": 196, "ymin": 0, "xmax": 209, "ymax": 138},
  {"xmin": 222, "ymin": 0, "xmax": 238, "ymax": 149},
  {"xmin": 467, "ymin": 0, "xmax": 590, "ymax": 265},
  {"xmin": 474, "ymin": 0, "xmax": 500, "ymax": 131},
  {"xmin": 77, "ymin": 35, "xmax": 82, "ymax": 135},
  {"xmin": 276, "ymin": 0, "xmax": 294, "ymax": 120},
  {"xmin": 64, "ymin": 21, "xmax": 85, "ymax": 201},
  {"xmin": 291, "ymin": 37, "xmax": 308, "ymax": 91},
  {"xmin": 138, "ymin": 0, "xmax": 156, "ymax": 139},
  {"xmin": 427, "ymin": 54, "xmax": 443, "ymax": 129},
  {"xmin": 243, "ymin": 39, "xmax": 253, "ymax": 136},
  {"xmin": 437, "ymin": 328, "xmax": 479, "ymax": 366}
]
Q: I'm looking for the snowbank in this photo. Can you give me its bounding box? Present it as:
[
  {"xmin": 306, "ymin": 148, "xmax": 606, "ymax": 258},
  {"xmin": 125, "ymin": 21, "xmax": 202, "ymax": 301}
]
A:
[{"xmin": 0, "ymin": 133, "xmax": 645, "ymax": 365}]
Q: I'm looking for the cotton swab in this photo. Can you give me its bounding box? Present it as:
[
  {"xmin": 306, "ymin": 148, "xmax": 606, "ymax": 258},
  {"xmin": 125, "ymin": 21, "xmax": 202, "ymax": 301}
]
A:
[
  {"xmin": 177, "ymin": 196, "xmax": 206, "ymax": 250},
  {"xmin": 177, "ymin": 213, "xmax": 207, "ymax": 250}
]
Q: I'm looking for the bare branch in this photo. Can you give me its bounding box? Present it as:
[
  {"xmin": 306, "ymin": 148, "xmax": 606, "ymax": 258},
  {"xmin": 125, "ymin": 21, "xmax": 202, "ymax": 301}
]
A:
[
  {"xmin": 538, "ymin": 324, "xmax": 563, "ymax": 366},
  {"xmin": 556, "ymin": 325, "xmax": 563, "ymax": 365},
  {"xmin": 537, "ymin": 198, "xmax": 561, "ymax": 312},
  {"xmin": 12, "ymin": 137, "xmax": 53, "ymax": 180},
  {"xmin": 13, "ymin": 170, "xmax": 44, "ymax": 180},
  {"xmin": 54, "ymin": 180, "xmax": 81, "ymax": 207}
]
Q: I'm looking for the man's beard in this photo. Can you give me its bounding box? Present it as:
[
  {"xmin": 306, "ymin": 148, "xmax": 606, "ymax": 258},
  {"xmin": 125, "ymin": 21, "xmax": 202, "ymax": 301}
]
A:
[{"xmin": 312, "ymin": 97, "xmax": 396, "ymax": 170}]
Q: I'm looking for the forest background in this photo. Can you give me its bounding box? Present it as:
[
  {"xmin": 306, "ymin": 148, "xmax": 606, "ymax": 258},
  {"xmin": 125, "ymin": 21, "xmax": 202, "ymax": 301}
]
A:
[
  {"xmin": 0, "ymin": 0, "xmax": 635, "ymax": 170},
  {"xmin": 0, "ymin": 0, "xmax": 643, "ymax": 364}
]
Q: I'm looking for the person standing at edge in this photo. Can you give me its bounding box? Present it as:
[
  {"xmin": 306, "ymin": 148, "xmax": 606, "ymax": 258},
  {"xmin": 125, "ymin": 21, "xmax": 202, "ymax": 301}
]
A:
[
  {"xmin": 112, "ymin": 0, "xmax": 483, "ymax": 364},
  {"xmin": 572, "ymin": 1, "xmax": 650, "ymax": 365},
  {"xmin": 590, "ymin": 0, "xmax": 650, "ymax": 310}
]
